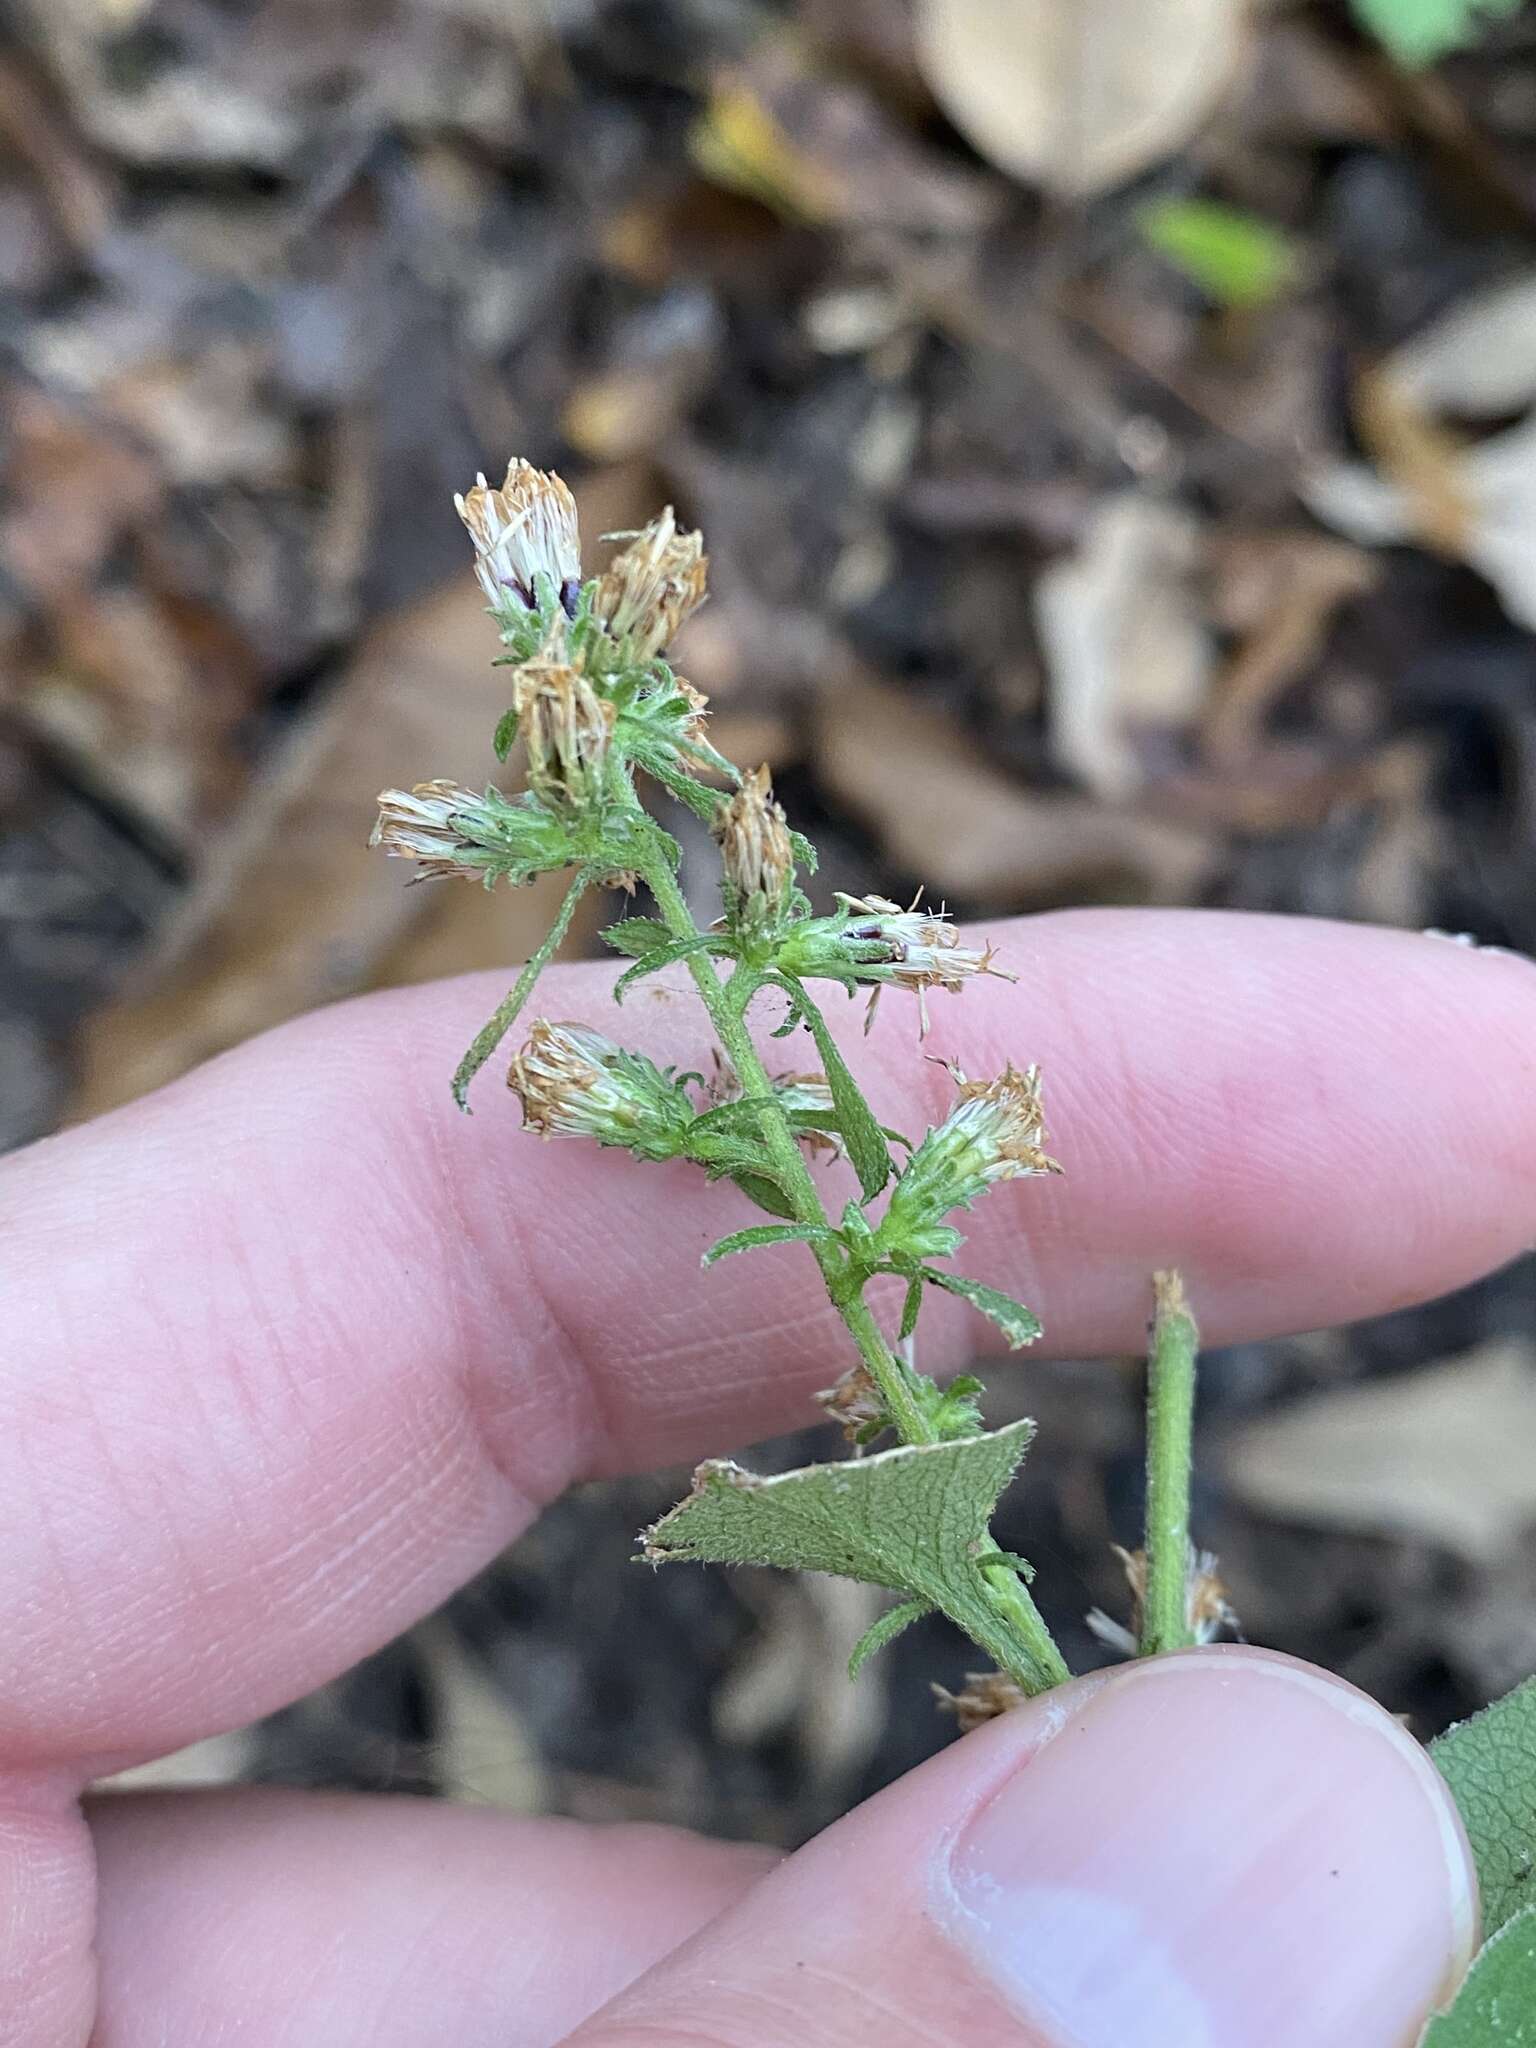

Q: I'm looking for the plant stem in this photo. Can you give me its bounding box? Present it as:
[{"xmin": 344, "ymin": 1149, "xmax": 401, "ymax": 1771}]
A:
[
  {"xmin": 452, "ymin": 868, "xmax": 590, "ymax": 1106},
  {"xmin": 1141, "ymin": 1268, "xmax": 1200, "ymax": 1656},
  {"xmin": 642, "ymin": 841, "xmax": 932, "ymax": 1437},
  {"xmin": 640, "ymin": 829, "xmax": 1069, "ymax": 1695}
]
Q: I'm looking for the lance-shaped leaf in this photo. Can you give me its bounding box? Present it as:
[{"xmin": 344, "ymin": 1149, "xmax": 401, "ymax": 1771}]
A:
[
  {"xmin": 848, "ymin": 1597, "xmax": 932, "ymax": 1681},
  {"xmin": 1433, "ymin": 1675, "xmax": 1536, "ymax": 1939},
  {"xmin": 613, "ymin": 933, "xmax": 730, "ymax": 1002},
  {"xmin": 641, "ymin": 1421, "xmax": 1036, "ymax": 1672},
  {"xmin": 702, "ymin": 1222, "xmax": 834, "ymax": 1267},
  {"xmin": 775, "ymin": 974, "xmax": 891, "ymax": 1200},
  {"xmin": 922, "ymin": 1269, "xmax": 1043, "ymax": 1349},
  {"xmin": 1420, "ymin": 1905, "xmax": 1536, "ymax": 2043}
]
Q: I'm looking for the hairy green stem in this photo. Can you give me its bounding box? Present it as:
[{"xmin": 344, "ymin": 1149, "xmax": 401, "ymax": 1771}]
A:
[
  {"xmin": 452, "ymin": 867, "xmax": 591, "ymax": 1106},
  {"xmin": 1141, "ymin": 1268, "xmax": 1200, "ymax": 1656},
  {"xmin": 640, "ymin": 827, "xmax": 1069, "ymax": 1695}
]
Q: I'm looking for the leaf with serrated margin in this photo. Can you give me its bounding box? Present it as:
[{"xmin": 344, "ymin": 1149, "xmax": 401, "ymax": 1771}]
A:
[
  {"xmin": 601, "ymin": 917, "xmax": 672, "ymax": 957},
  {"xmin": 1420, "ymin": 1905, "xmax": 1536, "ymax": 2043},
  {"xmin": 613, "ymin": 934, "xmax": 727, "ymax": 1001},
  {"xmin": 641, "ymin": 1422, "xmax": 1035, "ymax": 1669},
  {"xmin": 923, "ymin": 1270, "xmax": 1043, "ymax": 1349},
  {"xmin": 1433, "ymin": 1676, "xmax": 1536, "ymax": 1938},
  {"xmin": 849, "ymin": 1598, "xmax": 932, "ymax": 1680}
]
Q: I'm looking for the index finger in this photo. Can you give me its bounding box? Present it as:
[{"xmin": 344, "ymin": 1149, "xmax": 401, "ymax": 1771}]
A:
[{"xmin": 2, "ymin": 909, "xmax": 1532, "ymax": 1769}]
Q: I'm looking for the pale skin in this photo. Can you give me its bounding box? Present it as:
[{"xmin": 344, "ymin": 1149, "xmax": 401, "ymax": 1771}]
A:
[{"xmin": 3, "ymin": 908, "xmax": 1533, "ymax": 2047}]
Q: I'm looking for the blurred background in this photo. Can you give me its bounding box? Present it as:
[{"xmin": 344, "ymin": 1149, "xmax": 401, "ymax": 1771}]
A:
[{"xmin": 4, "ymin": 0, "xmax": 1536, "ymax": 1843}]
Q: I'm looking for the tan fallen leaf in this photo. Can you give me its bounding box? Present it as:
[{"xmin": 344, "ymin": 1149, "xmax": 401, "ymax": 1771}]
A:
[
  {"xmin": 913, "ymin": 0, "xmax": 1247, "ymax": 197},
  {"xmin": 1226, "ymin": 1340, "xmax": 1536, "ymax": 1564},
  {"xmin": 69, "ymin": 579, "xmax": 586, "ymax": 1118},
  {"xmin": 1036, "ymin": 493, "xmax": 1212, "ymax": 801},
  {"xmin": 815, "ymin": 672, "xmax": 1215, "ymax": 906},
  {"xmin": 1305, "ymin": 271, "xmax": 1536, "ymax": 631}
]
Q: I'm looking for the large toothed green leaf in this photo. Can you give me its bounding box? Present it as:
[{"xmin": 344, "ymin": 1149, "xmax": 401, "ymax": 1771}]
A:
[
  {"xmin": 1419, "ymin": 1906, "xmax": 1536, "ymax": 2043},
  {"xmin": 641, "ymin": 1421, "xmax": 1036, "ymax": 1670},
  {"xmin": 1433, "ymin": 1676, "xmax": 1536, "ymax": 1939}
]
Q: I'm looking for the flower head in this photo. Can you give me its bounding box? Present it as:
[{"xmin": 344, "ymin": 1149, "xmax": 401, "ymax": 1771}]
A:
[
  {"xmin": 370, "ymin": 781, "xmax": 491, "ymax": 880},
  {"xmin": 371, "ymin": 778, "xmax": 576, "ymax": 886},
  {"xmin": 836, "ymin": 893, "xmax": 1013, "ymax": 1034},
  {"xmin": 814, "ymin": 1361, "xmax": 888, "ymax": 1443},
  {"xmin": 1086, "ymin": 1545, "xmax": 1238, "ymax": 1660},
  {"xmin": 880, "ymin": 1061, "xmax": 1060, "ymax": 1262},
  {"xmin": 508, "ymin": 1020, "xmax": 695, "ymax": 1159},
  {"xmin": 933, "ymin": 1670, "xmax": 1027, "ymax": 1733},
  {"xmin": 511, "ymin": 658, "xmax": 615, "ymax": 801},
  {"xmin": 941, "ymin": 1062, "xmax": 1061, "ymax": 1184},
  {"xmin": 713, "ymin": 765, "xmax": 793, "ymax": 915},
  {"xmin": 777, "ymin": 892, "xmax": 1014, "ymax": 1034},
  {"xmin": 456, "ymin": 459, "xmax": 581, "ymax": 615},
  {"xmin": 592, "ymin": 507, "xmax": 707, "ymax": 660}
]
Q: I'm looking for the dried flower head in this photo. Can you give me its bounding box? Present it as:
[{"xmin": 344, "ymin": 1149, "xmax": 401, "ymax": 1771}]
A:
[
  {"xmin": 767, "ymin": 1070, "xmax": 841, "ymax": 1157},
  {"xmin": 1085, "ymin": 1544, "xmax": 1239, "ymax": 1660},
  {"xmin": 456, "ymin": 459, "xmax": 581, "ymax": 614},
  {"xmin": 933, "ymin": 1671, "xmax": 1027, "ymax": 1733},
  {"xmin": 593, "ymin": 507, "xmax": 708, "ymax": 660},
  {"xmin": 835, "ymin": 892, "xmax": 1014, "ymax": 1035},
  {"xmin": 370, "ymin": 780, "xmax": 489, "ymax": 880},
  {"xmin": 814, "ymin": 1361, "xmax": 888, "ymax": 1443},
  {"xmin": 508, "ymin": 1020, "xmax": 693, "ymax": 1159},
  {"xmin": 881, "ymin": 1061, "xmax": 1060, "ymax": 1263},
  {"xmin": 942, "ymin": 1062, "xmax": 1062, "ymax": 1185},
  {"xmin": 512, "ymin": 659, "xmax": 615, "ymax": 799},
  {"xmin": 713, "ymin": 766, "xmax": 793, "ymax": 911}
]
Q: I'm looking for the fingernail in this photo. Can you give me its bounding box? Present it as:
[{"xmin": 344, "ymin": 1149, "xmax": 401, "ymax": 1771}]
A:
[{"xmin": 942, "ymin": 1649, "xmax": 1477, "ymax": 2048}]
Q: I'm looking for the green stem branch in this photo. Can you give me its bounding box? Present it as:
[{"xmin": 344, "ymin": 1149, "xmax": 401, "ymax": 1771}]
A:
[
  {"xmin": 1141, "ymin": 1268, "xmax": 1200, "ymax": 1656},
  {"xmin": 640, "ymin": 825, "xmax": 1069, "ymax": 1695}
]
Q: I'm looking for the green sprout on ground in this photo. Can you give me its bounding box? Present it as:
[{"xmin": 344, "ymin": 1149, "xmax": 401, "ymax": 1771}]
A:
[{"xmin": 373, "ymin": 459, "xmax": 1536, "ymax": 2037}]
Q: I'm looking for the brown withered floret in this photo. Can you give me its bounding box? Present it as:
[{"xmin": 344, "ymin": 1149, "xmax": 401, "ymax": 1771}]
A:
[
  {"xmin": 713, "ymin": 765, "xmax": 793, "ymax": 906},
  {"xmin": 455, "ymin": 459, "xmax": 581, "ymax": 613},
  {"xmin": 593, "ymin": 507, "xmax": 708, "ymax": 660}
]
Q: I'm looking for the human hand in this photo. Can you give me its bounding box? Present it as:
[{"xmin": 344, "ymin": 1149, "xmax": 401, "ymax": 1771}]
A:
[{"xmin": 4, "ymin": 909, "xmax": 1530, "ymax": 2048}]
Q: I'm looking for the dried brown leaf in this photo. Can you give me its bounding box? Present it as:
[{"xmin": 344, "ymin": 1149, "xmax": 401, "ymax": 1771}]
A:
[
  {"xmin": 914, "ymin": 0, "xmax": 1247, "ymax": 197},
  {"xmin": 68, "ymin": 580, "xmax": 586, "ymax": 1117},
  {"xmin": 815, "ymin": 674, "xmax": 1215, "ymax": 908}
]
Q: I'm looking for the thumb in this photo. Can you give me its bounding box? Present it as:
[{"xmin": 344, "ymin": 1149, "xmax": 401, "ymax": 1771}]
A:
[{"xmin": 564, "ymin": 1647, "xmax": 1477, "ymax": 2048}]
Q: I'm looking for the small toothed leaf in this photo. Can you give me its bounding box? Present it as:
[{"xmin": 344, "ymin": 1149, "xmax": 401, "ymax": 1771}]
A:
[
  {"xmin": 789, "ymin": 829, "xmax": 818, "ymax": 874},
  {"xmin": 614, "ymin": 934, "xmax": 728, "ymax": 1002},
  {"xmin": 1433, "ymin": 1675, "xmax": 1536, "ymax": 1939},
  {"xmin": 629, "ymin": 741, "xmax": 726, "ymax": 822},
  {"xmin": 1419, "ymin": 1905, "xmax": 1536, "ymax": 2043},
  {"xmin": 849, "ymin": 1598, "xmax": 932, "ymax": 1680},
  {"xmin": 493, "ymin": 707, "xmax": 519, "ymax": 761},
  {"xmin": 641, "ymin": 1421, "xmax": 1037, "ymax": 1676},
  {"xmin": 702, "ymin": 1222, "xmax": 833, "ymax": 1267},
  {"xmin": 922, "ymin": 1270, "xmax": 1042, "ymax": 1349},
  {"xmin": 777, "ymin": 975, "xmax": 891, "ymax": 1200},
  {"xmin": 929, "ymin": 1371, "xmax": 986, "ymax": 1440},
  {"xmin": 601, "ymin": 918, "xmax": 672, "ymax": 957}
]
